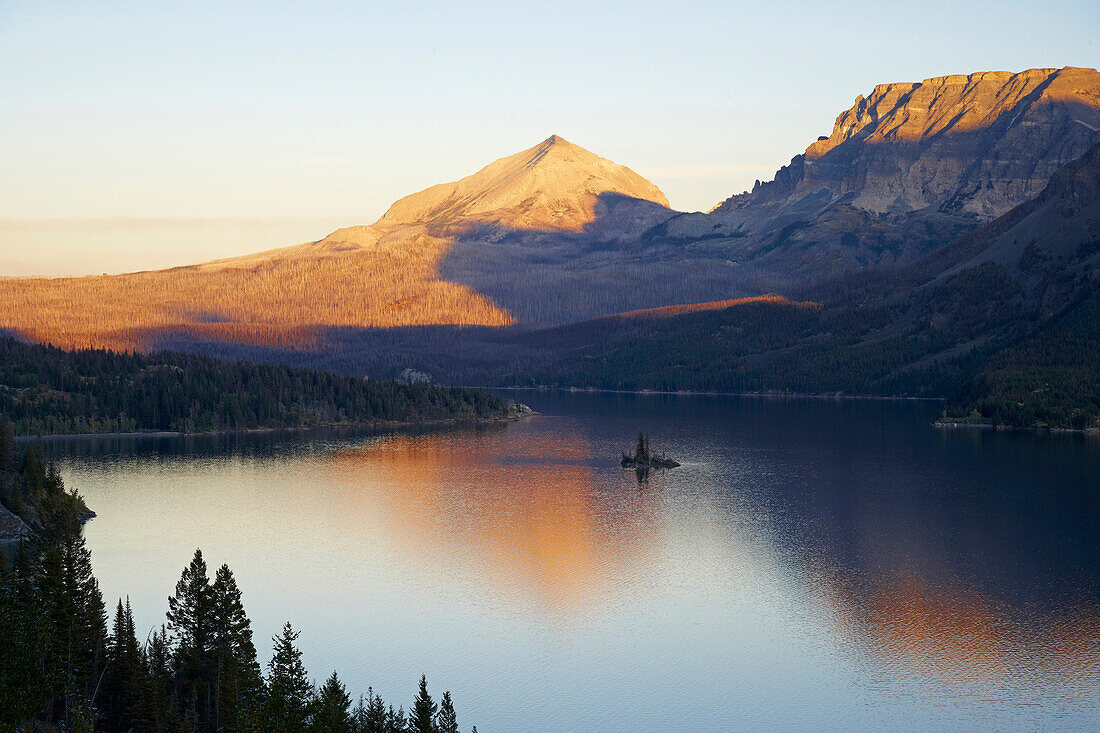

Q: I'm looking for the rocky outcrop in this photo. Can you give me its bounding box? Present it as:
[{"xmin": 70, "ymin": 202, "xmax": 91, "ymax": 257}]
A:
[
  {"xmin": 659, "ymin": 67, "xmax": 1100, "ymax": 273},
  {"xmin": 925, "ymin": 141, "xmax": 1100, "ymax": 287},
  {"xmin": 0, "ymin": 504, "xmax": 30, "ymax": 542}
]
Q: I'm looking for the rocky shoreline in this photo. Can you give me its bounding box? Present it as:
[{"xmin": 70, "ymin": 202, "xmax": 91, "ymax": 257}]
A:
[{"xmin": 933, "ymin": 419, "xmax": 1099, "ymax": 435}]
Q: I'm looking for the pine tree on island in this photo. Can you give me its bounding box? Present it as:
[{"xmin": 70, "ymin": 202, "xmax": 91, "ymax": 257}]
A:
[{"xmin": 622, "ymin": 431, "xmax": 680, "ymax": 468}]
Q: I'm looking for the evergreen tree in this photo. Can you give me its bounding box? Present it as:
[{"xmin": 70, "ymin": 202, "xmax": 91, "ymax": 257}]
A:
[
  {"xmin": 101, "ymin": 598, "xmax": 149, "ymax": 731},
  {"xmin": 409, "ymin": 675, "xmax": 437, "ymax": 733},
  {"xmin": 351, "ymin": 695, "xmax": 369, "ymax": 733},
  {"xmin": 0, "ymin": 557, "xmax": 61, "ymax": 728},
  {"xmin": 167, "ymin": 549, "xmax": 214, "ymax": 656},
  {"xmin": 356, "ymin": 687, "xmax": 389, "ymax": 733},
  {"xmin": 35, "ymin": 486, "xmax": 107, "ymax": 720},
  {"xmin": 20, "ymin": 442, "xmax": 45, "ymax": 503},
  {"xmin": 265, "ymin": 622, "xmax": 315, "ymax": 732},
  {"xmin": 0, "ymin": 415, "xmax": 15, "ymax": 505},
  {"xmin": 386, "ymin": 706, "xmax": 408, "ymax": 733},
  {"xmin": 312, "ymin": 671, "xmax": 353, "ymax": 733},
  {"xmin": 435, "ymin": 691, "xmax": 458, "ymax": 733},
  {"xmin": 166, "ymin": 548, "xmax": 214, "ymax": 730},
  {"xmin": 211, "ymin": 563, "xmax": 262, "ymax": 731}
]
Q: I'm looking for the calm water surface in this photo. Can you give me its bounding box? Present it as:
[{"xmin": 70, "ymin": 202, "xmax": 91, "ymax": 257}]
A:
[{"xmin": 47, "ymin": 392, "xmax": 1100, "ymax": 732}]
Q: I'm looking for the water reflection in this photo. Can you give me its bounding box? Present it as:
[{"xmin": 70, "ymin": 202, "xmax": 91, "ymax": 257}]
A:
[
  {"xmin": 46, "ymin": 393, "xmax": 1100, "ymax": 731},
  {"xmin": 323, "ymin": 430, "xmax": 662, "ymax": 612}
]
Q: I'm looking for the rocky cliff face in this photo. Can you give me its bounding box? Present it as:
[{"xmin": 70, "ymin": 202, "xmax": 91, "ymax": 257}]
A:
[
  {"xmin": 926, "ymin": 141, "xmax": 1100, "ymax": 286},
  {"xmin": 660, "ymin": 67, "xmax": 1100, "ymax": 272},
  {"xmin": 0, "ymin": 504, "xmax": 30, "ymax": 542}
]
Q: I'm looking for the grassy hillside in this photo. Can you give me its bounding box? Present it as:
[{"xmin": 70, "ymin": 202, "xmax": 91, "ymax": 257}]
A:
[{"xmin": 0, "ymin": 229, "xmax": 513, "ymax": 353}]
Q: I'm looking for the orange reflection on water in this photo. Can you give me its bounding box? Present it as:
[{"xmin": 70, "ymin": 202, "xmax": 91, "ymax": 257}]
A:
[
  {"xmin": 322, "ymin": 429, "xmax": 661, "ymax": 613},
  {"xmin": 819, "ymin": 569, "xmax": 1100, "ymax": 694}
]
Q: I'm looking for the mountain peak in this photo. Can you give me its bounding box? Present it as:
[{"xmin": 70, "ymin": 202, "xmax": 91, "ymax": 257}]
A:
[
  {"xmin": 706, "ymin": 65, "xmax": 1100, "ymax": 219},
  {"xmin": 375, "ymin": 136, "xmax": 670, "ymax": 232}
]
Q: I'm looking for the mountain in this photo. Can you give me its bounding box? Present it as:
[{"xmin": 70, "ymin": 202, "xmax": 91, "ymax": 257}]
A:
[
  {"xmin": 0, "ymin": 69, "xmax": 1097, "ymax": 427},
  {"xmin": 524, "ymin": 142, "xmax": 1100, "ymax": 427},
  {"xmin": 658, "ymin": 66, "xmax": 1100, "ymax": 274},
  {"xmin": 374, "ymin": 135, "xmax": 671, "ymax": 233},
  {"xmin": 0, "ymin": 136, "xmax": 679, "ymax": 350}
]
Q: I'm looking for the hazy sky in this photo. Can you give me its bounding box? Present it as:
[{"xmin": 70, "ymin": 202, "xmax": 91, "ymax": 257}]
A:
[{"xmin": 1, "ymin": 0, "xmax": 1096, "ymax": 275}]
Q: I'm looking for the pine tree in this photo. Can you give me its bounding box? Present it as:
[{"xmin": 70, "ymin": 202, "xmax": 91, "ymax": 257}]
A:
[
  {"xmin": 387, "ymin": 706, "xmax": 408, "ymax": 733},
  {"xmin": 352, "ymin": 695, "xmax": 369, "ymax": 733},
  {"xmin": 0, "ymin": 416, "xmax": 15, "ymax": 506},
  {"xmin": 409, "ymin": 675, "xmax": 437, "ymax": 733},
  {"xmin": 357, "ymin": 687, "xmax": 389, "ymax": 733},
  {"xmin": 144, "ymin": 624, "xmax": 175, "ymax": 726},
  {"xmin": 265, "ymin": 622, "xmax": 315, "ymax": 732},
  {"xmin": 102, "ymin": 598, "xmax": 149, "ymax": 731},
  {"xmin": 167, "ymin": 549, "xmax": 214, "ymax": 656},
  {"xmin": 35, "ymin": 486, "xmax": 107, "ymax": 716},
  {"xmin": 435, "ymin": 691, "xmax": 458, "ymax": 733},
  {"xmin": 166, "ymin": 549, "xmax": 214, "ymax": 729},
  {"xmin": 211, "ymin": 563, "xmax": 262, "ymax": 731},
  {"xmin": 0, "ymin": 557, "xmax": 60, "ymax": 728},
  {"xmin": 312, "ymin": 671, "xmax": 353, "ymax": 733},
  {"xmin": 20, "ymin": 442, "xmax": 45, "ymax": 503}
]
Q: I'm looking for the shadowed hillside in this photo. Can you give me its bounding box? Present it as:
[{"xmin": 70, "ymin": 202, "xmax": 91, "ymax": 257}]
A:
[{"xmin": 523, "ymin": 143, "xmax": 1100, "ymax": 427}]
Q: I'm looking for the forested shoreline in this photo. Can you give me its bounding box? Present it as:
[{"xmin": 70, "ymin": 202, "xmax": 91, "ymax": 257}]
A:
[
  {"xmin": 1, "ymin": 428, "xmax": 473, "ymax": 732},
  {"xmin": 0, "ymin": 338, "xmax": 517, "ymax": 437},
  {"xmin": 508, "ymin": 263, "xmax": 1100, "ymax": 430}
]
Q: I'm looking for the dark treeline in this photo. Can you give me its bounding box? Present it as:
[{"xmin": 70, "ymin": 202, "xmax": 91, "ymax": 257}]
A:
[
  {"xmin": 0, "ymin": 337, "xmax": 513, "ymax": 436},
  {"xmin": 517, "ymin": 262, "xmax": 1099, "ymax": 429},
  {"xmin": 947, "ymin": 289, "xmax": 1100, "ymax": 428},
  {"xmin": 0, "ymin": 431, "xmax": 473, "ymax": 733}
]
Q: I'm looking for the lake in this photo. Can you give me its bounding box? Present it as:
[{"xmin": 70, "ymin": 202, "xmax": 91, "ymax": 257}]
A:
[{"xmin": 46, "ymin": 391, "xmax": 1100, "ymax": 732}]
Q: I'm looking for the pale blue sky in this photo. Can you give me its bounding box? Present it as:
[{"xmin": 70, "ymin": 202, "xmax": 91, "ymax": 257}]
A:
[{"xmin": 1, "ymin": 0, "xmax": 1096, "ymax": 274}]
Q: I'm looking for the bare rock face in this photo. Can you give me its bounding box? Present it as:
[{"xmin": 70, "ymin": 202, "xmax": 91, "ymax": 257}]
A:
[
  {"xmin": 660, "ymin": 67, "xmax": 1100, "ymax": 272},
  {"xmin": 374, "ymin": 135, "xmax": 672, "ymax": 235},
  {"xmin": 0, "ymin": 504, "xmax": 30, "ymax": 542},
  {"xmin": 798, "ymin": 67, "xmax": 1100, "ymax": 216}
]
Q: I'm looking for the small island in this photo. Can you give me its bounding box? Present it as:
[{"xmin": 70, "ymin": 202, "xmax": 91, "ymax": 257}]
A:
[{"xmin": 622, "ymin": 432, "xmax": 680, "ymax": 469}]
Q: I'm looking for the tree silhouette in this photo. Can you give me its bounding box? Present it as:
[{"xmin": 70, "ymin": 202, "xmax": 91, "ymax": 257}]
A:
[
  {"xmin": 312, "ymin": 671, "xmax": 353, "ymax": 733},
  {"xmin": 409, "ymin": 675, "xmax": 437, "ymax": 733},
  {"xmin": 265, "ymin": 622, "xmax": 315, "ymax": 732},
  {"xmin": 435, "ymin": 690, "xmax": 458, "ymax": 733}
]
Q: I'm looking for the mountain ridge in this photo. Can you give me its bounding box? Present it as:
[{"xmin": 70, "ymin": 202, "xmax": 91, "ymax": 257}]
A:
[{"xmin": 656, "ymin": 66, "xmax": 1100, "ymax": 276}]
